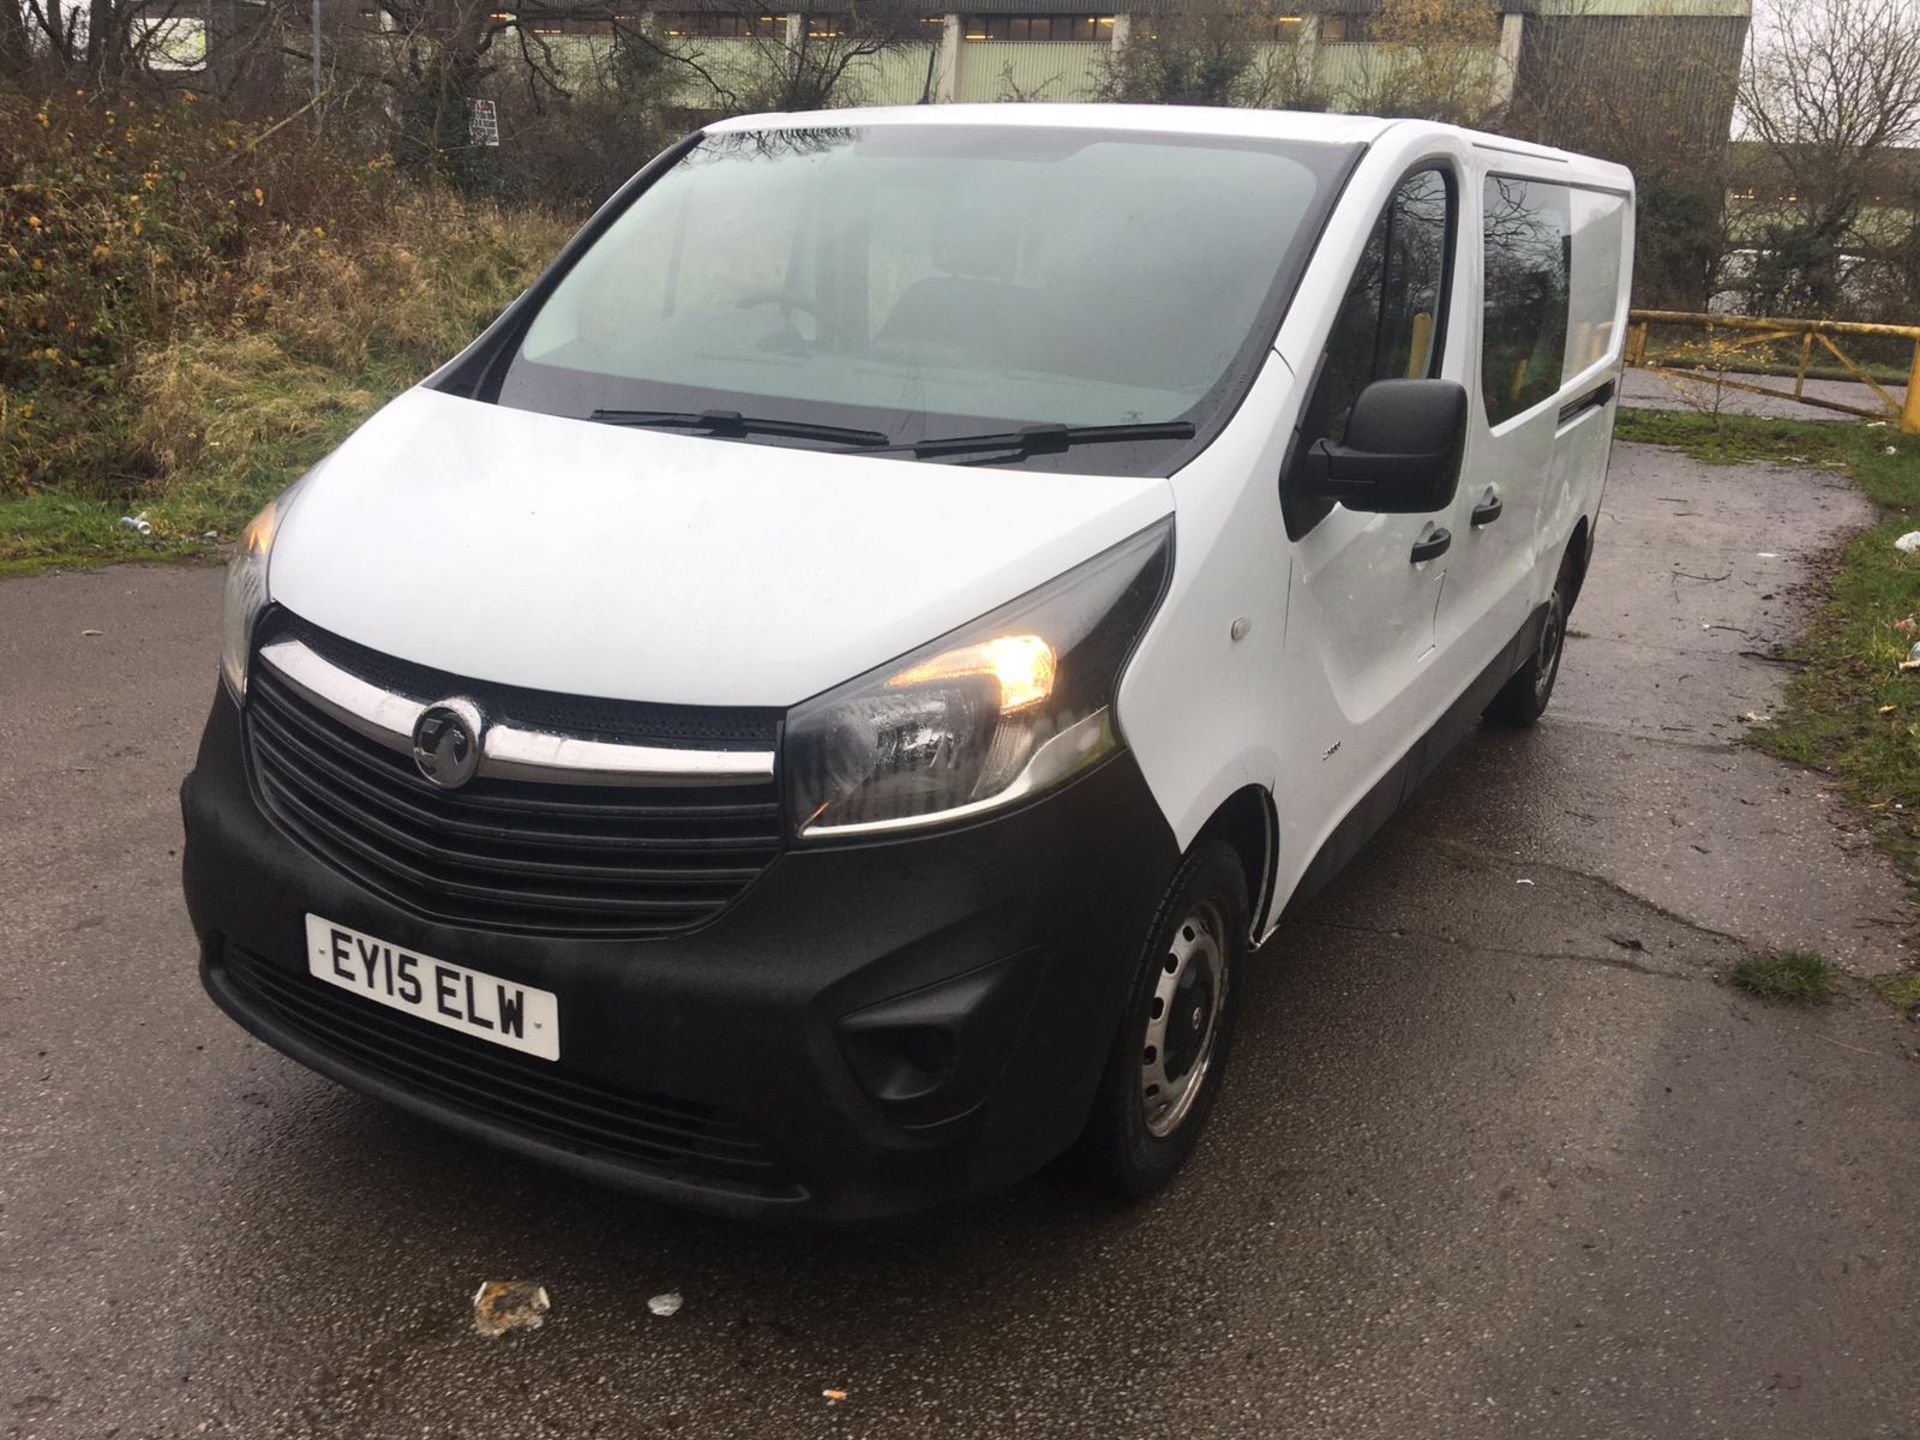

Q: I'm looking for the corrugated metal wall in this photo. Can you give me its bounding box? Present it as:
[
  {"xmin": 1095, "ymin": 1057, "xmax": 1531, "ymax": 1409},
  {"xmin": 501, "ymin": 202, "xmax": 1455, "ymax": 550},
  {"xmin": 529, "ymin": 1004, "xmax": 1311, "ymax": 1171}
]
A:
[
  {"xmin": 841, "ymin": 45, "xmax": 942, "ymax": 104},
  {"xmin": 1516, "ymin": 13, "xmax": 1746, "ymax": 157},
  {"xmin": 953, "ymin": 40, "xmax": 1107, "ymax": 101}
]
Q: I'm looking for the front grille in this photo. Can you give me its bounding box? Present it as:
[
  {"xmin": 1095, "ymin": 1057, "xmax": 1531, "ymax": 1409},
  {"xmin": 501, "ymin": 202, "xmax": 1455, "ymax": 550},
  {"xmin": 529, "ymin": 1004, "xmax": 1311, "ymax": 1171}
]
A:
[
  {"xmin": 243, "ymin": 614, "xmax": 784, "ymax": 938},
  {"xmin": 221, "ymin": 945, "xmax": 803, "ymax": 1196}
]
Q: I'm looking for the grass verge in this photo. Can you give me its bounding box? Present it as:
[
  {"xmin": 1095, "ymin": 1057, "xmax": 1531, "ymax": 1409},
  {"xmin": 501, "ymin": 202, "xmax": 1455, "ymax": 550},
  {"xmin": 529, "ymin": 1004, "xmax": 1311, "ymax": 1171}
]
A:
[
  {"xmin": 1730, "ymin": 950, "xmax": 1837, "ymax": 1003},
  {"xmin": 2, "ymin": 94, "xmax": 573, "ymax": 575}
]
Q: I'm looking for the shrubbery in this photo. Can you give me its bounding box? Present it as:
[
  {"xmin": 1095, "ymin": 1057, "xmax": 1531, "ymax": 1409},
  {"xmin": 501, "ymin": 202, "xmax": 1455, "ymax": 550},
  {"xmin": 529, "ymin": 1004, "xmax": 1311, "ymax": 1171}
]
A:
[{"xmin": 0, "ymin": 89, "xmax": 570, "ymax": 548}]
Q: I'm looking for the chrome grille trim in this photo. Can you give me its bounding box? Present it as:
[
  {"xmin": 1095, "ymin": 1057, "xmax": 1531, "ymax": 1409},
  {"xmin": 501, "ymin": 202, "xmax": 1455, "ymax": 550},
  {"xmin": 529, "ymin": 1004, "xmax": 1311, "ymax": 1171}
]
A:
[{"xmin": 256, "ymin": 637, "xmax": 776, "ymax": 789}]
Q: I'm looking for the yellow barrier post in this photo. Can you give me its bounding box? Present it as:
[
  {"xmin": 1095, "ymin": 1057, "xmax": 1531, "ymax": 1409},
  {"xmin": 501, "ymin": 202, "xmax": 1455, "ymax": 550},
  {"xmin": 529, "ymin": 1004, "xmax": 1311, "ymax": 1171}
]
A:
[
  {"xmin": 1627, "ymin": 310, "xmax": 1920, "ymax": 428},
  {"xmin": 1905, "ymin": 337, "xmax": 1920, "ymax": 436}
]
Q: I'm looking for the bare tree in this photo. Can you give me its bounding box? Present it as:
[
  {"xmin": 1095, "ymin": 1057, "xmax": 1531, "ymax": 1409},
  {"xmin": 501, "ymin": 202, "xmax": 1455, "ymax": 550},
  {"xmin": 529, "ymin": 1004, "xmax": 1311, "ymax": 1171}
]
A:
[
  {"xmin": 1340, "ymin": 0, "xmax": 1504, "ymax": 127},
  {"xmin": 6, "ymin": 0, "xmax": 197, "ymax": 86},
  {"xmin": 1735, "ymin": 0, "xmax": 1920, "ymax": 315},
  {"xmin": 0, "ymin": 0, "xmax": 33, "ymax": 74},
  {"xmin": 629, "ymin": 0, "xmax": 934, "ymax": 113},
  {"xmin": 1100, "ymin": 1, "xmax": 1315, "ymax": 110},
  {"xmin": 1507, "ymin": 4, "xmax": 1743, "ymax": 309}
]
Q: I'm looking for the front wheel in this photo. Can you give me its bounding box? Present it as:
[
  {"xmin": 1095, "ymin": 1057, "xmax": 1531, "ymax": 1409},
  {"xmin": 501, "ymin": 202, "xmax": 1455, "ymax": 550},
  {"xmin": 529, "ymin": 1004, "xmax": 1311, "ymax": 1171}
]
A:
[
  {"xmin": 1078, "ymin": 839, "xmax": 1247, "ymax": 1199},
  {"xmin": 1485, "ymin": 562, "xmax": 1572, "ymax": 727}
]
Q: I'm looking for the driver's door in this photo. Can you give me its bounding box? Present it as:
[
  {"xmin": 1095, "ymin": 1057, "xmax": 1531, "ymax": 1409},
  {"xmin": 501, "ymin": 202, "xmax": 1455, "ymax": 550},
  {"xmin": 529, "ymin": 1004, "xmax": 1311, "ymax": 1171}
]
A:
[{"xmin": 1280, "ymin": 164, "xmax": 1459, "ymax": 797}]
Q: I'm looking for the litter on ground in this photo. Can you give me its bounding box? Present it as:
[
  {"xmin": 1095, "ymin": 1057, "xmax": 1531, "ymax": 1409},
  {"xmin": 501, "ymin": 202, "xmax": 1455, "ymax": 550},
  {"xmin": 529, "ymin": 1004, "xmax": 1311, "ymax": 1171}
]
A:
[{"xmin": 472, "ymin": 1281, "xmax": 551, "ymax": 1338}]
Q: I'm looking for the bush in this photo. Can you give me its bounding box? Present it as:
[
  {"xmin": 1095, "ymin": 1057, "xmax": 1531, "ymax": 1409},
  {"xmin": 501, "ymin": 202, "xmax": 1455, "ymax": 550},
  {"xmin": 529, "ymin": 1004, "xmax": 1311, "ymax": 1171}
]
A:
[{"xmin": 0, "ymin": 88, "xmax": 571, "ymax": 530}]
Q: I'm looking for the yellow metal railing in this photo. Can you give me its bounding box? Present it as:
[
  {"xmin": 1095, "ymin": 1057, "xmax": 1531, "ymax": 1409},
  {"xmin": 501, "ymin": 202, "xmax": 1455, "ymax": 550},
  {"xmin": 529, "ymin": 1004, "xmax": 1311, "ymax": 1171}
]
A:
[{"xmin": 1625, "ymin": 309, "xmax": 1920, "ymax": 434}]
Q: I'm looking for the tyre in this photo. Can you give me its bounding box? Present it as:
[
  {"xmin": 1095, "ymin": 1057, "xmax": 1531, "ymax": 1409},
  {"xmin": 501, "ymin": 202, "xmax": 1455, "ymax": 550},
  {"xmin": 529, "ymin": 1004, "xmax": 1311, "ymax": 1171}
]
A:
[
  {"xmin": 1078, "ymin": 838, "xmax": 1247, "ymax": 1199},
  {"xmin": 1485, "ymin": 558, "xmax": 1573, "ymax": 727}
]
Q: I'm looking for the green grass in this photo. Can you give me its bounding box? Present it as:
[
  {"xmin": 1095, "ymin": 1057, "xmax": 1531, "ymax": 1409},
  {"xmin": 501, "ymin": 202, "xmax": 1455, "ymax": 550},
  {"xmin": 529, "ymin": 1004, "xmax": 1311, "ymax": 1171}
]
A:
[
  {"xmin": 0, "ymin": 492, "xmax": 214, "ymax": 575},
  {"xmin": 1877, "ymin": 970, "xmax": 1920, "ymax": 1011},
  {"xmin": 1, "ymin": 336, "xmax": 400, "ymax": 575},
  {"xmin": 1730, "ymin": 950, "xmax": 1837, "ymax": 1003},
  {"xmin": 1614, "ymin": 408, "xmax": 1860, "ymax": 469}
]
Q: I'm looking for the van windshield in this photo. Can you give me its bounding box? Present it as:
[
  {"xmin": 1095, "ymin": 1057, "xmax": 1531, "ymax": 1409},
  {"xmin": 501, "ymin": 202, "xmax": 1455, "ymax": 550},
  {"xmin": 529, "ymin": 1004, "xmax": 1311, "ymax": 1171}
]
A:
[{"xmin": 493, "ymin": 125, "xmax": 1358, "ymax": 474}]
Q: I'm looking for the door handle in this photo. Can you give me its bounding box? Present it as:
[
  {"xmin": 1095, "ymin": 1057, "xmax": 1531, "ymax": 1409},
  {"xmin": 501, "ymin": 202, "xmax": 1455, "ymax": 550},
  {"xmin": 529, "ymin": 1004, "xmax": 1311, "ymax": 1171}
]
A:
[
  {"xmin": 1471, "ymin": 495, "xmax": 1504, "ymax": 527},
  {"xmin": 1410, "ymin": 527, "xmax": 1451, "ymax": 564}
]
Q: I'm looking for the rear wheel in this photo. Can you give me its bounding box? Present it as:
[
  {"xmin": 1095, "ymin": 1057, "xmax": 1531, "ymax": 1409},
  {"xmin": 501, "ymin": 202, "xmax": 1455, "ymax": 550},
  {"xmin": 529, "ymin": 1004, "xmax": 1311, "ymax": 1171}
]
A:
[
  {"xmin": 1486, "ymin": 561, "xmax": 1572, "ymax": 727},
  {"xmin": 1078, "ymin": 839, "xmax": 1247, "ymax": 1199}
]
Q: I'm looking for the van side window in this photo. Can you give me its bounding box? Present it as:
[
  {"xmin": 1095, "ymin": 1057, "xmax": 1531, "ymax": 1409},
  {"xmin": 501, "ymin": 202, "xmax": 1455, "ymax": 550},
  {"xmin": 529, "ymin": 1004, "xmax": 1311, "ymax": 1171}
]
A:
[
  {"xmin": 1563, "ymin": 189, "xmax": 1629, "ymax": 382},
  {"xmin": 1284, "ymin": 167, "xmax": 1453, "ymax": 536},
  {"xmin": 1480, "ymin": 177, "xmax": 1573, "ymax": 425}
]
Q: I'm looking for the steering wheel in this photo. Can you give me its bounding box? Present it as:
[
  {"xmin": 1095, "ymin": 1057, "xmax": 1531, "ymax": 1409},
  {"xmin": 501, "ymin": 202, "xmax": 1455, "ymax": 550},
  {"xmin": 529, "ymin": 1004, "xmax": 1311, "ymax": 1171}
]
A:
[{"xmin": 735, "ymin": 288, "xmax": 831, "ymax": 323}]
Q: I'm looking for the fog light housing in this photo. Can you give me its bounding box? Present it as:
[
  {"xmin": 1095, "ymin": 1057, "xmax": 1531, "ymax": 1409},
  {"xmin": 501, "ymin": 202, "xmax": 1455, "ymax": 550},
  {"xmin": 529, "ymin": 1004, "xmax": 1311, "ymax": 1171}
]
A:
[{"xmin": 835, "ymin": 948, "xmax": 1048, "ymax": 1128}]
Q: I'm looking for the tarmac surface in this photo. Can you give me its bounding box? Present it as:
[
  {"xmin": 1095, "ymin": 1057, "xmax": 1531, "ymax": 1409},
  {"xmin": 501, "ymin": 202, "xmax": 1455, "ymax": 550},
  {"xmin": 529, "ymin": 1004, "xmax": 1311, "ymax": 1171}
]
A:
[
  {"xmin": 3, "ymin": 438, "xmax": 1918, "ymax": 1439},
  {"xmin": 1619, "ymin": 366, "xmax": 1909, "ymax": 422}
]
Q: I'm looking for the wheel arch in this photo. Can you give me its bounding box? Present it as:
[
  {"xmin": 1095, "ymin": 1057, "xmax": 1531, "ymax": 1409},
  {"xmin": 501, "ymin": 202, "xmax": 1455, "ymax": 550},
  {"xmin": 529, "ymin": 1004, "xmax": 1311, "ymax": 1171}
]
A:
[
  {"xmin": 1564, "ymin": 514, "xmax": 1593, "ymax": 605},
  {"xmin": 1194, "ymin": 784, "xmax": 1278, "ymax": 943}
]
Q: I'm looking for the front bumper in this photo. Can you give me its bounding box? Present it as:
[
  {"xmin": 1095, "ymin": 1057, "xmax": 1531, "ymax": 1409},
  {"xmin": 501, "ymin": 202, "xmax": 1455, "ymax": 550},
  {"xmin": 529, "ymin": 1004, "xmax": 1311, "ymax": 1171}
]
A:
[{"xmin": 181, "ymin": 689, "xmax": 1178, "ymax": 1222}]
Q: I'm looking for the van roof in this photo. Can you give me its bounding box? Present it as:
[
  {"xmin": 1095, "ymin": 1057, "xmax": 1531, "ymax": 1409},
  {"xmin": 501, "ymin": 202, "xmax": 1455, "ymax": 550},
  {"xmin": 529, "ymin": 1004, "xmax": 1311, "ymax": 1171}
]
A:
[{"xmin": 705, "ymin": 104, "xmax": 1612, "ymax": 172}]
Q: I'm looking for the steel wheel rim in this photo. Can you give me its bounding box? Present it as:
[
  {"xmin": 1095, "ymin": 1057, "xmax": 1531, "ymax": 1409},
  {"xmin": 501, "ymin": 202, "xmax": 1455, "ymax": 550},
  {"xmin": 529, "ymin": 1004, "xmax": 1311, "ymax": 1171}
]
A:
[{"xmin": 1140, "ymin": 900, "xmax": 1228, "ymax": 1139}]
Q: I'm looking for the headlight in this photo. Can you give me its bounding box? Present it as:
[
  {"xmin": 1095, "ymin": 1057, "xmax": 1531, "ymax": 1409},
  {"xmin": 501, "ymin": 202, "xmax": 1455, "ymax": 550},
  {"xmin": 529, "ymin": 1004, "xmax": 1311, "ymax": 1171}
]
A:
[
  {"xmin": 219, "ymin": 496, "xmax": 285, "ymax": 701},
  {"xmin": 785, "ymin": 518, "xmax": 1172, "ymax": 839}
]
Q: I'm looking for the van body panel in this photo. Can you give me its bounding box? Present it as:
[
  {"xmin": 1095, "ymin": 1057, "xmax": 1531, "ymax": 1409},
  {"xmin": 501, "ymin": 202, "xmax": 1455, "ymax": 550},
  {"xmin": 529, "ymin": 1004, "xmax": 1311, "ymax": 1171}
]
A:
[
  {"xmin": 1245, "ymin": 128, "xmax": 1631, "ymax": 938},
  {"xmin": 265, "ymin": 387, "xmax": 1174, "ymax": 709},
  {"xmin": 1113, "ymin": 349, "xmax": 1295, "ymax": 864}
]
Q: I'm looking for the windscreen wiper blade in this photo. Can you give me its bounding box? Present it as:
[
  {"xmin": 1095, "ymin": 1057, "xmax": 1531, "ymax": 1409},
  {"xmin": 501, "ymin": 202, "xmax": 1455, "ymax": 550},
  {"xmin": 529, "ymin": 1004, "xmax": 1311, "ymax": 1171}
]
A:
[
  {"xmin": 853, "ymin": 421, "xmax": 1197, "ymax": 461},
  {"xmin": 589, "ymin": 408, "xmax": 889, "ymax": 447}
]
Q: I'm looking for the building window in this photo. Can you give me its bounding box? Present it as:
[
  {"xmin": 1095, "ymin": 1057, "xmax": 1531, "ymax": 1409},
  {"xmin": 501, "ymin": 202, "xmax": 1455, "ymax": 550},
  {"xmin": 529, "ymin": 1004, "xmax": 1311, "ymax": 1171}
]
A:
[
  {"xmin": 1320, "ymin": 14, "xmax": 1372, "ymax": 42},
  {"xmin": 658, "ymin": 11, "xmax": 782, "ymax": 37},
  {"xmin": 962, "ymin": 14, "xmax": 1113, "ymax": 41}
]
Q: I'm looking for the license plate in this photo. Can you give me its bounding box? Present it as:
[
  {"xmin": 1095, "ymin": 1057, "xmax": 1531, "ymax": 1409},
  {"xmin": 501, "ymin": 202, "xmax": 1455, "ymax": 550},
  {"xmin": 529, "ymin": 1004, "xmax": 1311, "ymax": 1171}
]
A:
[{"xmin": 304, "ymin": 915, "xmax": 560, "ymax": 1061}]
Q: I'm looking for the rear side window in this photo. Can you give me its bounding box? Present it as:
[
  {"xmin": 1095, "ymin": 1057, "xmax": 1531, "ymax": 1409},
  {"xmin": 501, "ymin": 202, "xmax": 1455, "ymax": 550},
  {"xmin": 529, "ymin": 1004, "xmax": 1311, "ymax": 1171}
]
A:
[
  {"xmin": 1564, "ymin": 189, "xmax": 1629, "ymax": 381},
  {"xmin": 1480, "ymin": 177, "xmax": 1571, "ymax": 425}
]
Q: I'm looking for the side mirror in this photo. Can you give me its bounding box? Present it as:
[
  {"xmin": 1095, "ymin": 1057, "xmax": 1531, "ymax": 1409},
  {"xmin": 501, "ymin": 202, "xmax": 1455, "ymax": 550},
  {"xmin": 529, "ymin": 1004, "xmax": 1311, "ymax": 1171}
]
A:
[{"xmin": 1303, "ymin": 378, "xmax": 1467, "ymax": 514}]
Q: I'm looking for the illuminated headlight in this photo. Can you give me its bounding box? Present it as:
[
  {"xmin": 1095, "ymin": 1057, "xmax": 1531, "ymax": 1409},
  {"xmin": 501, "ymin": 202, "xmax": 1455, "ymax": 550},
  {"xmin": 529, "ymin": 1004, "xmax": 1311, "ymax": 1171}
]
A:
[
  {"xmin": 785, "ymin": 518, "xmax": 1172, "ymax": 838},
  {"xmin": 219, "ymin": 492, "xmax": 289, "ymax": 701}
]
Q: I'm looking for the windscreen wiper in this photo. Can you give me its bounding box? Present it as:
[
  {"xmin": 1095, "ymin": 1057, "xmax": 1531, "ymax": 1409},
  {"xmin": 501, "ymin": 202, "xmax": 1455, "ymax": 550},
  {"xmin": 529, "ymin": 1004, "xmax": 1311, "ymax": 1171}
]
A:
[
  {"xmin": 588, "ymin": 408, "xmax": 890, "ymax": 447},
  {"xmin": 851, "ymin": 421, "xmax": 1197, "ymax": 462}
]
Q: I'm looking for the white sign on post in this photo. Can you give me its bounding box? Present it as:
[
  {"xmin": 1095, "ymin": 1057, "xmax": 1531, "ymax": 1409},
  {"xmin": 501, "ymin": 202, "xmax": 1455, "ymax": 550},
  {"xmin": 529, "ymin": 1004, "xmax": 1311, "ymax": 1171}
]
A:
[{"xmin": 470, "ymin": 99, "xmax": 500, "ymax": 148}]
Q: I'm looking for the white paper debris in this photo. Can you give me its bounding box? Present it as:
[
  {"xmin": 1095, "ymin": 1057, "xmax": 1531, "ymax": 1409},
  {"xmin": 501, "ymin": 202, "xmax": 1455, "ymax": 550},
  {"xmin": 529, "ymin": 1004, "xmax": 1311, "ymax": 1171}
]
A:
[{"xmin": 647, "ymin": 1291, "xmax": 683, "ymax": 1317}]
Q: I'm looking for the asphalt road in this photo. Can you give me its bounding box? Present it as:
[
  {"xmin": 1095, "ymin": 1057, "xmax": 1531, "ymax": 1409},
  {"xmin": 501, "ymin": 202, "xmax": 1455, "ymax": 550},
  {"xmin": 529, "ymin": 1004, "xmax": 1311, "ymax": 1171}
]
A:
[
  {"xmin": 1619, "ymin": 367, "xmax": 1908, "ymax": 422},
  {"xmin": 4, "ymin": 440, "xmax": 1919, "ymax": 1439}
]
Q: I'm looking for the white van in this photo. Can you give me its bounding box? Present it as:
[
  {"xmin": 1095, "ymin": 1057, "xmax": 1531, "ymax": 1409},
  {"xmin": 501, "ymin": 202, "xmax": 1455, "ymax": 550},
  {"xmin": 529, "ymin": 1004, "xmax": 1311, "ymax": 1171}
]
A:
[{"xmin": 181, "ymin": 105, "xmax": 1633, "ymax": 1221}]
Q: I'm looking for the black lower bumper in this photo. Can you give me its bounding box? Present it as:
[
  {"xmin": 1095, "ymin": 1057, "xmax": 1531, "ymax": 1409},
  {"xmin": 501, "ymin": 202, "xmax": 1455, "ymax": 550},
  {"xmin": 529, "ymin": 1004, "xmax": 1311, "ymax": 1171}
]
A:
[{"xmin": 181, "ymin": 690, "xmax": 1179, "ymax": 1223}]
